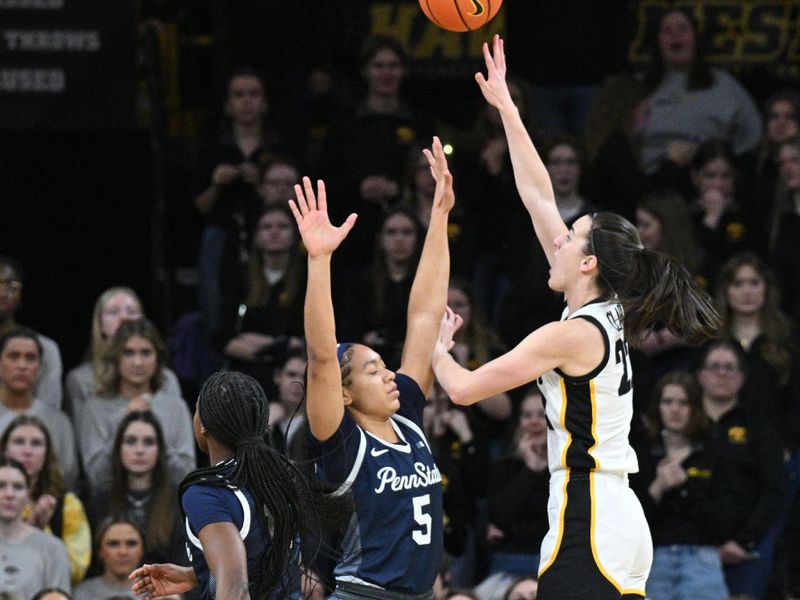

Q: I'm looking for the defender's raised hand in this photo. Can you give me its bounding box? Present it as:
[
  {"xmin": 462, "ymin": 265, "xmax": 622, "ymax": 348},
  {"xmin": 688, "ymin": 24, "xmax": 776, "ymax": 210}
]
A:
[
  {"xmin": 288, "ymin": 177, "xmax": 357, "ymax": 258},
  {"xmin": 422, "ymin": 136, "xmax": 455, "ymax": 213}
]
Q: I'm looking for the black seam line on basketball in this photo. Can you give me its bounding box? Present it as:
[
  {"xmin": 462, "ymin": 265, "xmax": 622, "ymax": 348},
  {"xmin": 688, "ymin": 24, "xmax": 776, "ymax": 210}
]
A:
[
  {"xmin": 425, "ymin": 0, "xmax": 446, "ymax": 29},
  {"xmin": 453, "ymin": 0, "xmax": 471, "ymax": 31}
]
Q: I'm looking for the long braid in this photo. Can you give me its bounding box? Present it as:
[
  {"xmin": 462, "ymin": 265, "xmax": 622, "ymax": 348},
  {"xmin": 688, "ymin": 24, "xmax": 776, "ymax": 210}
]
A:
[{"xmin": 189, "ymin": 371, "xmax": 325, "ymax": 598}]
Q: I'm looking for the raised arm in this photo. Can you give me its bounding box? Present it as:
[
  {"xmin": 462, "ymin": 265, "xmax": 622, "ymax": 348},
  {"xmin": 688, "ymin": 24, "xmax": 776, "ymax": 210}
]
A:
[
  {"xmin": 397, "ymin": 137, "xmax": 454, "ymax": 396},
  {"xmin": 476, "ymin": 35, "xmax": 567, "ymax": 266},
  {"xmin": 289, "ymin": 178, "xmax": 357, "ymax": 441}
]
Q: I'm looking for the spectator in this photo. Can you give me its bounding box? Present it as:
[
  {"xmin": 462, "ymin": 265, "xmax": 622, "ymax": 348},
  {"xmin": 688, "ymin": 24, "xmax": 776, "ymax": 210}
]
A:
[
  {"xmin": 0, "ymin": 327, "xmax": 77, "ymax": 488},
  {"xmin": 697, "ymin": 340, "xmax": 786, "ymax": 599},
  {"xmin": 424, "ymin": 382, "xmax": 486, "ymax": 561},
  {"xmin": 78, "ymin": 319, "xmax": 195, "ymax": 492},
  {"xmin": 715, "ymin": 252, "xmax": 800, "ymax": 453},
  {"xmin": 453, "ymin": 75, "xmax": 537, "ymax": 318},
  {"xmin": 74, "ymin": 517, "xmax": 145, "ymax": 600},
  {"xmin": 715, "ymin": 253, "xmax": 800, "ymax": 597},
  {"xmin": 31, "ymin": 589, "xmax": 72, "ymax": 600},
  {"xmin": 635, "ymin": 189, "xmax": 698, "ymax": 273},
  {"xmin": 486, "ymin": 386, "xmax": 549, "ymax": 578},
  {"xmin": 447, "ymin": 278, "xmax": 512, "ymax": 458},
  {"xmin": 756, "ymin": 90, "xmax": 800, "ymax": 183},
  {"xmin": 503, "ymin": 576, "xmax": 538, "ymax": 600},
  {"xmin": 0, "ymin": 415, "xmax": 90, "ymax": 585},
  {"xmin": 268, "ymin": 349, "xmax": 307, "ymax": 455},
  {"xmin": 689, "ymin": 141, "xmax": 753, "ymax": 284},
  {"xmin": 401, "ymin": 143, "xmax": 467, "ymax": 278},
  {"xmin": 583, "ymin": 73, "xmax": 650, "ymax": 220},
  {"xmin": 193, "ymin": 67, "xmax": 283, "ymax": 339},
  {"xmin": 632, "ymin": 371, "xmax": 728, "ymax": 599},
  {"xmin": 257, "ymin": 156, "xmax": 301, "ymax": 208},
  {"xmin": 317, "ymin": 36, "xmax": 432, "ymax": 270},
  {"xmin": 639, "ymin": 8, "xmax": 762, "ymax": 177},
  {"xmin": 216, "ymin": 205, "xmax": 306, "ymax": 394},
  {"xmin": 88, "ymin": 411, "xmax": 183, "ymax": 566},
  {"xmin": 337, "ymin": 207, "xmax": 424, "ymax": 368},
  {"xmin": 770, "ymin": 137, "xmax": 800, "ymax": 325},
  {"xmin": 541, "ymin": 135, "xmax": 597, "ymax": 227},
  {"xmin": 634, "ymin": 190, "xmax": 699, "ymax": 378},
  {"xmin": 0, "ymin": 256, "xmax": 63, "ymax": 410},
  {"xmin": 65, "ymin": 287, "xmax": 182, "ymax": 424},
  {"xmin": 0, "ymin": 457, "xmax": 71, "ymax": 598}
]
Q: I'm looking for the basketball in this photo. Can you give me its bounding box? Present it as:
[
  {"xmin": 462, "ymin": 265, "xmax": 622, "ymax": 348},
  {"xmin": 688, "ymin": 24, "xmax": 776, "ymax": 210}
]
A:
[{"xmin": 419, "ymin": 0, "xmax": 503, "ymax": 32}]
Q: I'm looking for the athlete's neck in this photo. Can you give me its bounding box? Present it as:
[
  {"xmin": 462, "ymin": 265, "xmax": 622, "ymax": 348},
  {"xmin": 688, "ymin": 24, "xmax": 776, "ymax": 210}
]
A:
[
  {"xmin": 348, "ymin": 409, "xmax": 399, "ymax": 443},
  {"xmin": 564, "ymin": 285, "xmax": 604, "ymax": 315}
]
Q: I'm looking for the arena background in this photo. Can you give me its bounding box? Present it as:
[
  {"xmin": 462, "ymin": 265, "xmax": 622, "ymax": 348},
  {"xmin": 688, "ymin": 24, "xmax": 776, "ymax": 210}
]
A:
[{"xmin": 1, "ymin": 0, "xmax": 799, "ymax": 370}]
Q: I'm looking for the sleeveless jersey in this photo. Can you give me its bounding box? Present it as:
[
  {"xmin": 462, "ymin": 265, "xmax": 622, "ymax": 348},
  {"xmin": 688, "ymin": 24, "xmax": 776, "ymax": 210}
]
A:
[
  {"xmin": 538, "ymin": 299, "xmax": 639, "ymax": 476},
  {"xmin": 308, "ymin": 373, "xmax": 443, "ymax": 594},
  {"xmin": 182, "ymin": 459, "xmax": 292, "ymax": 599}
]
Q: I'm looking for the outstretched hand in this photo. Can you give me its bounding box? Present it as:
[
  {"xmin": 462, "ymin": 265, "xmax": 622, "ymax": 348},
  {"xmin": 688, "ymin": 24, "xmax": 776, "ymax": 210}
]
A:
[
  {"xmin": 475, "ymin": 35, "xmax": 514, "ymax": 111},
  {"xmin": 288, "ymin": 177, "xmax": 357, "ymax": 258},
  {"xmin": 437, "ymin": 306, "xmax": 464, "ymax": 353},
  {"xmin": 129, "ymin": 563, "xmax": 196, "ymax": 599},
  {"xmin": 422, "ymin": 136, "xmax": 455, "ymax": 213}
]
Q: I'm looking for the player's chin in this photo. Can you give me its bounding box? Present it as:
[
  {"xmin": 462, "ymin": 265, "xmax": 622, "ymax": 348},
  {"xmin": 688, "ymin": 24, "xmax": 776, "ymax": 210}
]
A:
[{"xmin": 546, "ymin": 276, "xmax": 562, "ymax": 292}]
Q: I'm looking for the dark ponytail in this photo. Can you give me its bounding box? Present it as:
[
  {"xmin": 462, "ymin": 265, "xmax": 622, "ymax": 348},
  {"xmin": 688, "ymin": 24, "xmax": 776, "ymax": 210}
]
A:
[
  {"xmin": 589, "ymin": 212, "xmax": 720, "ymax": 345},
  {"xmin": 184, "ymin": 371, "xmax": 327, "ymax": 598}
]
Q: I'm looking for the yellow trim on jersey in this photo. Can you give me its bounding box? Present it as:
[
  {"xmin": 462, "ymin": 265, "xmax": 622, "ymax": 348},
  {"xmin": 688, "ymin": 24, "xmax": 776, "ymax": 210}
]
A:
[
  {"xmin": 589, "ymin": 471, "xmax": 623, "ymax": 594},
  {"xmin": 621, "ymin": 590, "xmax": 646, "ymax": 597},
  {"xmin": 588, "ymin": 379, "xmax": 601, "ymax": 470},
  {"xmin": 538, "ymin": 468, "xmax": 571, "ymax": 578},
  {"xmin": 558, "ymin": 378, "xmax": 571, "ymax": 468}
]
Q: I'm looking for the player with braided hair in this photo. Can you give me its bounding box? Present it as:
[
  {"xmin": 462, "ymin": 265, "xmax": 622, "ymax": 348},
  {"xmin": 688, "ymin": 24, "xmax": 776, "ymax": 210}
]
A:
[{"xmin": 130, "ymin": 370, "xmax": 329, "ymax": 599}]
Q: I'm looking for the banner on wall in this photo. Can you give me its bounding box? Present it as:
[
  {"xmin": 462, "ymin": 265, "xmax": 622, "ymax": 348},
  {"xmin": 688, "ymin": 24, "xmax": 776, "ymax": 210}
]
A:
[
  {"xmin": 628, "ymin": 0, "xmax": 800, "ymax": 80},
  {"xmin": 0, "ymin": 0, "xmax": 137, "ymax": 129}
]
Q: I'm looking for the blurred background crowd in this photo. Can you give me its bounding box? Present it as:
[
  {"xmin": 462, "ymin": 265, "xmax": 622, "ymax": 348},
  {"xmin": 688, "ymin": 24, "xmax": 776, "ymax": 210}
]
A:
[{"xmin": 2, "ymin": 1, "xmax": 800, "ymax": 599}]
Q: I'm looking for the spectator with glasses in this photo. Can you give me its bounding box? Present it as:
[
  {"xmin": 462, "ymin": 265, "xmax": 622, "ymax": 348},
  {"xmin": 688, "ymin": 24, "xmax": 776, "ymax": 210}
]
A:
[{"xmin": 697, "ymin": 340, "xmax": 786, "ymax": 599}]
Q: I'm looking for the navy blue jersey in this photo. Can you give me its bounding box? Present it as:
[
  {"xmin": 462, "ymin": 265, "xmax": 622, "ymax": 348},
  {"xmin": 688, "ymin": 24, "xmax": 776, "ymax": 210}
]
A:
[
  {"xmin": 309, "ymin": 373, "xmax": 443, "ymax": 594},
  {"xmin": 182, "ymin": 459, "xmax": 276, "ymax": 599}
]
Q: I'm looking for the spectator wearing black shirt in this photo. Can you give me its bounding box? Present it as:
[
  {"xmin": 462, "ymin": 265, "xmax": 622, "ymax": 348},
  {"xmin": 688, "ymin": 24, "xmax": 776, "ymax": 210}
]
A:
[
  {"xmin": 632, "ymin": 371, "xmax": 728, "ymax": 600},
  {"xmin": 697, "ymin": 341, "xmax": 786, "ymax": 599},
  {"xmin": 486, "ymin": 387, "xmax": 549, "ymax": 579},
  {"xmin": 194, "ymin": 68, "xmax": 283, "ymax": 338}
]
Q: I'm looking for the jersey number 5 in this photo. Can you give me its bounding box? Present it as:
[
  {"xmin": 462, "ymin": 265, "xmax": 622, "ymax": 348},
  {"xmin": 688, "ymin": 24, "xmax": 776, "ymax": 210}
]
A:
[
  {"xmin": 412, "ymin": 494, "xmax": 432, "ymax": 545},
  {"xmin": 615, "ymin": 339, "xmax": 632, "ymax": 395}
]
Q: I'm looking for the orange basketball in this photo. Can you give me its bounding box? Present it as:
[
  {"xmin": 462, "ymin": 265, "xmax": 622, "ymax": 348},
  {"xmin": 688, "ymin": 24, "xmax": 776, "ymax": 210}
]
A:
[{"xmin": 419, "ymin": 0, "xmax": 503, "ymax": 32}]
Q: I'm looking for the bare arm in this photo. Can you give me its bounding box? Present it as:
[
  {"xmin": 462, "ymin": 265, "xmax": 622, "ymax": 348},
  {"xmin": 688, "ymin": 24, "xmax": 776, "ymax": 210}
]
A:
[
  {"xmin": 199, "ymin": 522, "xmax": 251, "ymax": 600},
  {"xmin": 130, "ymin": 564, "xmax": 197, "ymax": 599},
  {"xmin": 432, "ymin": 314, "xmax": 604, "ymax": 405},
  {"xmin": 290, "ymin": 178, "xmax": 357, "ymax": 441},
  {"xmin": 475, "ymin": 35, "xmax": 567, "ymax": 266},
  {"xmin": 398, "ymin": 137, "xmax": 454, "ymax": 396}
]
